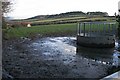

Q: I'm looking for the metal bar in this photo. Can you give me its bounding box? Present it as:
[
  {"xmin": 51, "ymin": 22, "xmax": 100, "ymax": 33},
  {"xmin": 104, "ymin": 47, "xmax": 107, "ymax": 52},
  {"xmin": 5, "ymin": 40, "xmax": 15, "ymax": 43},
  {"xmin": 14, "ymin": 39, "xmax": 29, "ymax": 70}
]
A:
[
  {"xmin": 90, "ymin": 23, "xmax": 91, "ymax": 37},
  {"xmin": 113, "ymin": 24, "xmax": 115, "ymax": 34},
  {"xmin": 108, "ymin": 23, "xmax": 110, "ymax": 35},
  {"xmin": 77, "ymin": 23, "xmax": 79, "ymax": 35},
  {"xmin": 115, "ymin": 23, "xmax": 117, "ymax": 36},
  {"xmin": 102, "ymin": 23, "xmax": 104, "ymax": 35},
  {"xmin": 83, "ymin": 23, "xmax": 85, "ymax": 37},
  {"xmin": 79, "ymin": 23, "xmax": 81, "ymax": 36},
  {"xmin": 93, "ymin": 23, "xmax": 94, "ymax": 34},
  {"xmin": 78, "ymin": 23, "xmax": 80, "ymax": 35},
  {"xmin": 88, "ymin": 23, "xmax": 90, "ymax": 36},
  {"xmin": 97, "ymin": 24, "xmax": 99, "ymax": 35},
  {"xmin": 92, "ymin": 23, "xmax": 94, "ymax": 36},
  {"xmin": 77, "ymin": 22, "xmax": 117, "ymax": 37},
  {"xmin": 113, "ymin": 24, "xmax": 116, "ymax": 34},
  {"xmin": 104, "ymin": 23, "xmax": 106, "ymax": 35},
  {"xmin": 99, "ymin": 23, "xmax": 101, "ymax": 35},
  {"xmin": 111, "ymin": 23, "xmax": 113, "ymax": 35},
  {"xmin": 86, "ymin": 23, "xmax": 88, "ymax": 36}
]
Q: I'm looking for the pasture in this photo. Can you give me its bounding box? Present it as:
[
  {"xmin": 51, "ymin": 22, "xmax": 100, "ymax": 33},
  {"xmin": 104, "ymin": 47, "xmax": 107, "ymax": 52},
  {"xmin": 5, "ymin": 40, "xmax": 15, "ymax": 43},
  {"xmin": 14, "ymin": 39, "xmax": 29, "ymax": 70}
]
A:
[
  {"xmin": 3, "ymin": 21, "xmax": 118, "ymax": 39},
  {"xmin": 3, "ymin": 23, "xmax": 77, "ymax": 39},
  {"xmin": 3, "ymin": 15, "xmax": 117, "ymax": 39}
]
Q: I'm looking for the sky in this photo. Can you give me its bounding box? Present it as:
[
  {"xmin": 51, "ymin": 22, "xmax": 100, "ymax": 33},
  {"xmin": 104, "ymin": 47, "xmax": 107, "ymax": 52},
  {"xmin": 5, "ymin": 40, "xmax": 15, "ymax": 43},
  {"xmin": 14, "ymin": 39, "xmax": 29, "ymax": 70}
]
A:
[{"xmin": 7, "ymin": 0, "xmax": 120, "ymax": 19}]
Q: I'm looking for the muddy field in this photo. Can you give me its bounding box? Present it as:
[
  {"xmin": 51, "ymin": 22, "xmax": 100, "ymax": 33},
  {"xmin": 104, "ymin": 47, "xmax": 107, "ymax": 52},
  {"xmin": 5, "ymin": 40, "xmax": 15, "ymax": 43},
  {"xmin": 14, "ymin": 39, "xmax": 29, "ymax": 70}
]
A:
[{"xmin": 2, "ymin": 37, "xmax": 120, "ymax": 79}]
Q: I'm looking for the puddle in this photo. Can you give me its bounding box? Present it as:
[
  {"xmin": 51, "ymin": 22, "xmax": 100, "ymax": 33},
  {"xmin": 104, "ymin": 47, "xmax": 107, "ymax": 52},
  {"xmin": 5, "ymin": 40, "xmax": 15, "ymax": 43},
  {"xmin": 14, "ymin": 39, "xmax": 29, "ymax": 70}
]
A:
[
  {"xmin": 30, "ymin": 37, "xmax": 120, "ymax": 66},
  {"xmin": 25, "ymin": 37, "xmax": 120, "ymax": 78},
  {"xmin": 4, "ymin": 37, "xmax": 120, "ymax": 78}
]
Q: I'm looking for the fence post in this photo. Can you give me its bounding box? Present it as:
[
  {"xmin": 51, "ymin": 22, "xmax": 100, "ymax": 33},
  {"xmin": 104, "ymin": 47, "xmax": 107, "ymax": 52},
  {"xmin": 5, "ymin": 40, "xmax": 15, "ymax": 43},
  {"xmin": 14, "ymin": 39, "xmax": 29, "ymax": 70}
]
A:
[
  {"xmin": 77, "ymin": 23, "xmax": 79, "ymax": 35},
  {"xmin": 86, "ymin": 23, "xmax": 88, "ymax": 36},
  {"xmin": 115, "ymin": 23, "xmax": 118, "ymax": 36},
  {"xmin": 97, "ymin": 23, "xmax": 99, "ymax": 35},
  {"xmin": 90, "ymin": 23, "xmax": 92, "ymax": 37},
  {"xmin": 79, "ymin": 23, "xmax": 81, "ymax": 36},
  {"xmin": 103, "ymin": 23, "xmax": 106, "ymax": 34},
  {"xmin": 108, "ymin": 23, "xmax": 110, "ymax": 35},
  {"xmin": 111, "ymin": 24, "xmax": 114, "ymax": 35},
  {"xmin": 83, "ymin": 23, "xmax": 85, "ymax": 37}
]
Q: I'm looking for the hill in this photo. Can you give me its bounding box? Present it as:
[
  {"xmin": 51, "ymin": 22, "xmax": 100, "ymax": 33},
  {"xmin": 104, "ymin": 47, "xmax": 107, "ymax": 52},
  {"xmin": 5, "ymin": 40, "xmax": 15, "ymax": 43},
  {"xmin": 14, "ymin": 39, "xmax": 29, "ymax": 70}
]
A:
[
  {"xmin": 27, "ymin": 11, "xmax": 108, "ymax": 20},
  {"xmin": 9, "ymin": 11, "xmax": 116, "ymax": 27}
]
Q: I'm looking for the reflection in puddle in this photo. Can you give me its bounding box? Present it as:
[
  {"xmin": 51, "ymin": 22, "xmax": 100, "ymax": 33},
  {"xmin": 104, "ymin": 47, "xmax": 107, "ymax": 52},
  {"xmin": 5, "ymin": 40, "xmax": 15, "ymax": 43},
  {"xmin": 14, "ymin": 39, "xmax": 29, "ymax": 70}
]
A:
[
  {"xmin": 77, "ymin": 46, "xmax": 120, "ymax": 66},
  {"xmin": 43, "ymin": 52, "xmax": 51, "ymax": 55},
  {"xmin": 28, "ymin": 37, "xmax": 120, "ymax": 78},
  {"xmin": 31, "ymin": 37, "xmax": 120, "ymax": 67}
]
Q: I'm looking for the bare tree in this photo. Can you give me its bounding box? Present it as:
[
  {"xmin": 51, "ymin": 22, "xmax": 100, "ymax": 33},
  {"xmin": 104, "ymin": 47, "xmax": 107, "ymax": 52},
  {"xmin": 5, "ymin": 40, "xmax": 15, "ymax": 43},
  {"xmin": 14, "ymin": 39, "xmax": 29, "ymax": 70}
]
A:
[
  {"xmin": 2, "ymin": 0, "xmax": 13, "ymax": 29},
  {"xmin": 2, "ymin": 0, "xmax": 13, "ymax": 14}
]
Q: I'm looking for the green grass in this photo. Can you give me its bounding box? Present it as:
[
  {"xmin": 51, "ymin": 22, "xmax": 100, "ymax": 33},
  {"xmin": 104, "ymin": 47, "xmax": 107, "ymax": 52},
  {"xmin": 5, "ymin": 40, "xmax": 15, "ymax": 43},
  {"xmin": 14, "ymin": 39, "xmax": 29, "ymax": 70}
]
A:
[
  {"xmin": 15, "ymin": 16, "xmax": 115, "ymax": 26},
  {"xmin": 31, "ymin": 17, "xmax": 109, "ymax": 24},
  {"xmin": 4, "ymin": 23, "xmax": 77, "ymax": 39},
  {"xmin": 3, "ymin": 22, "xmax": 117, "ymax": 39},
  {"xmin": 32, "ymin": 17, "xmax": 86, "ymax": 23}
]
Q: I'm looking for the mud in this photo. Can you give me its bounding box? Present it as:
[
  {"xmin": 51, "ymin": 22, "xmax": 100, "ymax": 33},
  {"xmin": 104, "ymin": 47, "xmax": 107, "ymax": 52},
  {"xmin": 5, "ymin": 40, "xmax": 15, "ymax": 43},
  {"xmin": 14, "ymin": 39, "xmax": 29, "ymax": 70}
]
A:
[{"xmin": 2, "ymin": 37, "xmax": 120, "ymax": 78}]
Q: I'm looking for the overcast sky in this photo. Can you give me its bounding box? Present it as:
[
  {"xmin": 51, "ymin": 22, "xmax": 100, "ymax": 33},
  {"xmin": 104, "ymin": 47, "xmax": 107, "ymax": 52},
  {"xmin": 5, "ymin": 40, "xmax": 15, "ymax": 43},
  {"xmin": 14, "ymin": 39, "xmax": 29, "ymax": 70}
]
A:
[{"xmin": 7, "ymin": 0, "xmax": 120, "ymax": 19}]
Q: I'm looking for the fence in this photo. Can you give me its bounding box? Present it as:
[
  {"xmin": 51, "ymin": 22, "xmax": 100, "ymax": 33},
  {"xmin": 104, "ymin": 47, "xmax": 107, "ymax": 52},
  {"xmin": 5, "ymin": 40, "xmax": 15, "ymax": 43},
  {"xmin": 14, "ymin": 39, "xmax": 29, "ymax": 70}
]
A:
[{"xmin": 77, "ymin": 22, "xmax": 117, "ymax": 37}]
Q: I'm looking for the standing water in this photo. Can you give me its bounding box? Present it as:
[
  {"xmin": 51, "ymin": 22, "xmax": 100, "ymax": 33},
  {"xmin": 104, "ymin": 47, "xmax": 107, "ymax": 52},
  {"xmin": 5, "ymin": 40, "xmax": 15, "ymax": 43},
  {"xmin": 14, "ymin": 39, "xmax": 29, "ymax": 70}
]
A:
[{"xmin": 29, "ymin": 37, "xmax": 120, "ymax": 78}]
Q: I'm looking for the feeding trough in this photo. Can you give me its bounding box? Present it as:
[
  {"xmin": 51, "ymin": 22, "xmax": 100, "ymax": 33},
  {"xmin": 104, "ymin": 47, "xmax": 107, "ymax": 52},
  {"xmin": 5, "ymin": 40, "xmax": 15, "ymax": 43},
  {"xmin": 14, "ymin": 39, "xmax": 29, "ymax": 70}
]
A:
[{"xmin": 77, "ymin": 22, "xmax": 117, "ymax": 48}]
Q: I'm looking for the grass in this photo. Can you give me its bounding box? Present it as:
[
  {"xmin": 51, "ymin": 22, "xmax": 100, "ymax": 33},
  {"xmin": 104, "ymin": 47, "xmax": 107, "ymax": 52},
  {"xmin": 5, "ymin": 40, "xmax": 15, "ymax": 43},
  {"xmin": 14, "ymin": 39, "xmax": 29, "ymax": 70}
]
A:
[
  {"xmin": 31, "ymin": 17, "xmax": 86, "ymax": 23},
  {"xmin": 31, "ymin": 17, "xmax": 109, "ymax": 25},
  {"xmin": 4, "ymin": 23, "xmax": 77, "ymax": 39},
  {"xmin": 3, "ymin": 21, "xmax": 118, "ymax": 39},
  {"xmin": 14, "ymin": 16, "xmax": 116, "ymax": 26}
]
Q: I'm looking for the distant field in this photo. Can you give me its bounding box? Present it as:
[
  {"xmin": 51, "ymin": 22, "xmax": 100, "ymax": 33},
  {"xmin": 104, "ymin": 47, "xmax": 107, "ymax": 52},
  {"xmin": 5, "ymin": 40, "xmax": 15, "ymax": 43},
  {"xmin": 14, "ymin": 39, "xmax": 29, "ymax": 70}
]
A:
[
  {"xmin": 30, "ymin": 17, "xmax": 115, "ymax": 26},
  {"xmin": 3, "ymin": 21, "xmax": 118, "ymax": 39},
  {"xmin": 4, "ymin": 15, "xmax": 117, "ymax": 39},
  {"xmin": 24, "ymin": 17, "xmax": 87, "ymax": 22},
  {"xmin": 12, "ymin": 16, "xmax": 116, "ymax": 26},
  {"xmin": 4, "ymin": 23, "xmax": 77, "ymax": 39}
]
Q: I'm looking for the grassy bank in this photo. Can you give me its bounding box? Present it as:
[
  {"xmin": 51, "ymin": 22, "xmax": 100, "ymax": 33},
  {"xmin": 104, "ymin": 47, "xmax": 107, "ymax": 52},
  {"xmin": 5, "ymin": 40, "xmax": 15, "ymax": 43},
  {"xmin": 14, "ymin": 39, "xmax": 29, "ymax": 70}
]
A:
[{"xmin": 3, "ymin": 23, "xmax": 77, "ymax": 39}]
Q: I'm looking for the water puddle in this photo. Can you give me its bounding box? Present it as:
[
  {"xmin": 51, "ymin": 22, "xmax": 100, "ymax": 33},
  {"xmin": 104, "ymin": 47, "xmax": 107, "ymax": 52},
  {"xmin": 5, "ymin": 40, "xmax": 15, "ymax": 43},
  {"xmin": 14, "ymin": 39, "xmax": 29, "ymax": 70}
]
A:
[
  {"xmin": 30, "ymin": 37, "xmax": 120, "ymax": 66},
  {"xmin": 29, "ymin": 37, "xmax": 120, "ymax": 78}
]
